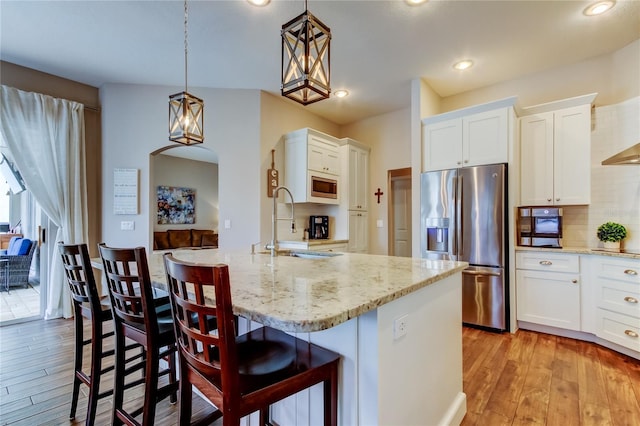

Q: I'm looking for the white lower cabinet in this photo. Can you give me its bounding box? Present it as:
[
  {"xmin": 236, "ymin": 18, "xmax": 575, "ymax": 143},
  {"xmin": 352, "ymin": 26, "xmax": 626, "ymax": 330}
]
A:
[
  {"xmin": 348, "ymin": 211, "xmax": 368, "ymax": 253},
  {"xmin": 591, "ymin": 255, "xmax": 640, "ymax": 352},
  {"xmin": 516, "ymin": 252, "xmax": 581, "ymax": 331}
]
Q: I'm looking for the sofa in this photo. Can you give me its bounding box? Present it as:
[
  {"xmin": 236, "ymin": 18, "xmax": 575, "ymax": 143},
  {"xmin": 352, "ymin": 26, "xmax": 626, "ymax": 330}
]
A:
[{"xmin": 153, "ymin": 229, "xmax": 218, "ymax": 250}]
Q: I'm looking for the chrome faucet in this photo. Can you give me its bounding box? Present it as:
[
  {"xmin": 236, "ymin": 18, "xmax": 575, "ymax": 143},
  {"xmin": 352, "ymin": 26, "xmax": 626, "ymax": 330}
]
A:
[{"xmin": 270, "ymin": 186, "xmax": 296, "ymax": 257}]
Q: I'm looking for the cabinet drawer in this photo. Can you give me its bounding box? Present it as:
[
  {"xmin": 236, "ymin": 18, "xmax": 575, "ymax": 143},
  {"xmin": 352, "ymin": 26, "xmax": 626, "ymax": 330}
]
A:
[
  {"xmin": 595, "ymin": 308, "xmax": 640, "ymax": 353},
  {"xmin": 516, "ymin": 251, "xmax": 579, "ymax": 273},
  {"xmin": 592, "ymin": 256, "xmax": 640, "ymax": 285},
  {"xmin": 597, "ymin": 280, "xmax": 640, "ymax": 318}
]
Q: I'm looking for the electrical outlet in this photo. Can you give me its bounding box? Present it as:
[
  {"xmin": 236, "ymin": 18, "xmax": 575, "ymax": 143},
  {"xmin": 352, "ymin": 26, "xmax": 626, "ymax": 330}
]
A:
[
  {"xmin": 393, "ymin": 314, "xmax": 408, "ymax": 340},
  {"xmin": 224, "ymin": 219, "xmax": 231, "ymax": 229},
  {"xmin": 376, "ymin": 220, "xmax": 384, "ymax": 228},
  {"xmin": 120, "ymin": 221, "xmax": 134, "ymax": 231}
]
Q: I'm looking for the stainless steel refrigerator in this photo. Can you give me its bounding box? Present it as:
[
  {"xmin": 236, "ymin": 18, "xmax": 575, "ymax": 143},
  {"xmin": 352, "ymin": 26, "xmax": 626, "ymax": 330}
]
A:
[{"xmin": 420, "ymin": 163, "xmax": 508, "ymax": 331}]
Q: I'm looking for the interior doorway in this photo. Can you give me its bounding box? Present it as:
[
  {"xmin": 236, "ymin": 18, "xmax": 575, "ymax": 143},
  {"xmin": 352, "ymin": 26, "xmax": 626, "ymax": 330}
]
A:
[
  {"xmin": 0, "ymin": 190, "xmax": 45, "ymax": 325},
  {"xmin": 388, "ymin": 168, "xmax": 412, "ymax": 257}
]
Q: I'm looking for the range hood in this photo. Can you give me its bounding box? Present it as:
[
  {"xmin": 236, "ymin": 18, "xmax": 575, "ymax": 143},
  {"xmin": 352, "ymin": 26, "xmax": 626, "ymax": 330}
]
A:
[{"xmin": 601, "ymin": 143, "xmax": 640, "ymax": 165}]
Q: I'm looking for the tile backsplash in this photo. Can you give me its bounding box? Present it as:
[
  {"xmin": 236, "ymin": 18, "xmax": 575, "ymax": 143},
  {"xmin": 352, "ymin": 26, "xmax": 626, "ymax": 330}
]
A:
[{"xmin": 562, "ymin": 96, "xmax": 640, "ymax": 251}]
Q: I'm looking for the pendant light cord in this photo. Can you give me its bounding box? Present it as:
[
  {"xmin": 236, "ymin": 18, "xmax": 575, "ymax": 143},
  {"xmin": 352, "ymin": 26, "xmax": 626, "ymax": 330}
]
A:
[{"xmin": 184, "ymin": 0, "xmax": 188, "ymax": 92}]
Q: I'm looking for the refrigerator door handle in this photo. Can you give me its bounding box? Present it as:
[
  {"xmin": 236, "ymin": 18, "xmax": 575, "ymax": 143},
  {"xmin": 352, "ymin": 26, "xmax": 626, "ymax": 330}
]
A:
[
  {"xmin": 452, "ymin": 175, "xmax": 458, "ymax": 256},
  {"xmin": 463, "ymin": 269, "xmax": 502, "ymax": 277},
  {"xmin": 456, "ymin": 174, "xmax": 463, "ymax": 257}
]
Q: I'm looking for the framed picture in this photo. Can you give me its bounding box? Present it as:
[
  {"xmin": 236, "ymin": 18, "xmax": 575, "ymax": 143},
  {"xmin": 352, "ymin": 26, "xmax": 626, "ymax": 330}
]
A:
[{"xmin": 157, "ymin": 186, "xmax": 195, "ymax": 224}]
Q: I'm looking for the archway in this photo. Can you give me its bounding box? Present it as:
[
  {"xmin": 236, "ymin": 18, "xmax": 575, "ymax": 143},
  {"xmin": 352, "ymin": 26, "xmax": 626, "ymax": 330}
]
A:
[{"xmin": 149, "ymin": 145, "xmax": 219, "ymax": 251}]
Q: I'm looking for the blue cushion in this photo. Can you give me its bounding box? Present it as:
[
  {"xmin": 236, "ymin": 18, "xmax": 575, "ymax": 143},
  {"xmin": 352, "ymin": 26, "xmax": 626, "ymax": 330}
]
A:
[
  {"xmin": 6, "ymin": 236, "xmax": 21, "ymax": 254},
  {"xmin": 16, "ymin": 239, "xmax": 31, "ymax": 255},
  {"xmin": 8, "ymin": 238, "xmax": 31, "ymax": 256}
]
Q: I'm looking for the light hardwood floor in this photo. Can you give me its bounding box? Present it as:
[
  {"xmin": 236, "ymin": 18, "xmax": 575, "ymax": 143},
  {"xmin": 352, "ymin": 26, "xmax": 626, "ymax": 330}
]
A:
[
  {"xmin": 461, "ymin": 326, "xmax": 640, "ymax": 426},
  {"xmin": 1, "ymin": 319, "xmax": 639, "ymax": 425}
]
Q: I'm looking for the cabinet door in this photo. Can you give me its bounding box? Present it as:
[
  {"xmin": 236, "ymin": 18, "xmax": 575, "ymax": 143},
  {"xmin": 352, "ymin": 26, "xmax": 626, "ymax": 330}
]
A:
[
  {"xmin": 516, "ymin": 269, "xmax": 581, "ymax": 330},
  {"xmin": 553, "ymin": 104, "xmax": 591, "ymax": 205},
  {"xmin": 520, "ymin": 113, "xmax": 554, "ymax": 205},
  {"xmin": 348, "ymin": 146, "xmax": 369, "ymax": 211},
  {"xmin": 422, "ymin": 118, "xmax": 462, "ymax": 172},
  {"xmin": 308, "ymin": 136, "xmax": 340, "ymax": 175},
  {"xmin": 463, "ymin": 108, "xmax": 509, "ymax": 167},
  {"xmin": 348, "ymin": 211, "xmax": 368, "ymax": 253}
]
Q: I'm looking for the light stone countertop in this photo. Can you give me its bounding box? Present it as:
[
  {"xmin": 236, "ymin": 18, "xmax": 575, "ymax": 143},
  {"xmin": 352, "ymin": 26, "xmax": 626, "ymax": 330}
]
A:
[
  {"xmin": 132, "ymin": 249, "xmax": 466, "ymax": 333},
  {"xmin": 515, "ymin": 246, "xmax": 640, "ymax": 260}
]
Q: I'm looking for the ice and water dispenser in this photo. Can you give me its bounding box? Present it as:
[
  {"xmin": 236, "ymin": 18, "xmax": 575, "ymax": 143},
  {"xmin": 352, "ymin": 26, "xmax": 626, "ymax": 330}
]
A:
[{"xmin": 425, "ymin": 218, "xmax": 449, "ymax": 253}]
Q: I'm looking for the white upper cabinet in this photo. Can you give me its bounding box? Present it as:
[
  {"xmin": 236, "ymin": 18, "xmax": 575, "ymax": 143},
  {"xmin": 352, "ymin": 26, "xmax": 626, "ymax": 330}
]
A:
[
  {"xmin": 422, "ymin": 98, "xmax": 516, "ymax": 172},
  {"xmin": 422, "ymin": 118, "xmax": 463, "ymax": 171},
  {"xmin": 520, "ymin": 98, "xmax": 593, "ymax": 206},
  {"xmin": 308, "ymin": 134, "xmax": 341, "ymax": 176},
  {"xmin": 284, "ymin": 128, "xmax": 341, "ymax": 204}
]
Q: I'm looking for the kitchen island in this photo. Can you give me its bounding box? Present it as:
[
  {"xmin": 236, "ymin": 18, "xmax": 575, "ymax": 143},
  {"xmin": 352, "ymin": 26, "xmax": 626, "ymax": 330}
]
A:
[{"xmin": 97, "ymin": 249, "xmax": 468, "ymax": 425}]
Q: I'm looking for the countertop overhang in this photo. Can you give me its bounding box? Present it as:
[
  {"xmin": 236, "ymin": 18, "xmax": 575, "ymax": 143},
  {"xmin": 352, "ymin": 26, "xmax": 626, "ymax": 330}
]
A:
[{"xmin": 93, "ymin": 249, "xmax": 467, "ymax": 333}]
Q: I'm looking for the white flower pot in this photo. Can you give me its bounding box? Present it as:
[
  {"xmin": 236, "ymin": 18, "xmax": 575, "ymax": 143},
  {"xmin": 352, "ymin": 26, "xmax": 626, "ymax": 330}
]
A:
[{"xmin": 603, "ymin": 241, "xmax": 620, "ymax": 251}]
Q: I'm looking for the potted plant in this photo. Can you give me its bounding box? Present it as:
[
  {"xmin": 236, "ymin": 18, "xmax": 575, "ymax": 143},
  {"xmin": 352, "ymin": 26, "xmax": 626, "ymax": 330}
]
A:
[{"xmin": 597, "ymin": 222, "xmax": 627, "ymax": 251}]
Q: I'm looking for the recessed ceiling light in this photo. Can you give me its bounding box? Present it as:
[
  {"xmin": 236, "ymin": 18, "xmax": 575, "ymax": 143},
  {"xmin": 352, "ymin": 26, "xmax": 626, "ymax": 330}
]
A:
[
  {"xmin": 453, "ymin": 60, "xmax": 474, "ymax": 71},
  {"xmin": 405, "ymin": 0, "xmax": 428, "ymax": 5},
  {"xmin": 334, "ymin": 90, "xmax": 349, "ymax": 98},
  {"xmin": 583, "ymin": 1, "xmax": 616, "ymax": 16},
  {"xmin": 247, "ymin": 0, "xmax": 270, "ymax": 6}
]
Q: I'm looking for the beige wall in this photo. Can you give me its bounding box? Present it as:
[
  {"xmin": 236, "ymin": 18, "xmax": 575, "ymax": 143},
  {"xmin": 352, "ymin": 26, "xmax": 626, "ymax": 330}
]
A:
[
  {"xmin": 152, "ymin": 155, "xmax": 219, "ymax": 232},
  {"xmin": 259, "ymin": 92, "xmax": 340, "ymax": 244},
  {"xmin": 440, "ymin": 39, "xmax": 640, "ymax": 113},
  {"xmin": 342, "ymin": 108, "xmax": 411, "ymax": 255},
  {"xmin": 0, "ymin": 61, "xmax": 102, "ymax": 257}
]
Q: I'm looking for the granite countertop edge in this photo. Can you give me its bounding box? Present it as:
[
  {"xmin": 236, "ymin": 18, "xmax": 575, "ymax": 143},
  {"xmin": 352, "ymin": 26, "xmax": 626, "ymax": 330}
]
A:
[{"xmin": 515, "ymin": 246, "xmax": 640, "ymax": 260}]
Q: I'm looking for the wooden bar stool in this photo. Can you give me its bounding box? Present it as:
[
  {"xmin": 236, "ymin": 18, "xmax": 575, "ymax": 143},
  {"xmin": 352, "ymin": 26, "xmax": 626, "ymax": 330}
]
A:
[
  {"xmin": 98, "ymin": 243, "xmax": 178, "ymax": 426},
  {"xmin": 163, "ymin": 253, "xmax": 341, "ymax": 426},
  {"xmin": 59, "ymin": 242, "xmax": 143, "ymax": 425}
]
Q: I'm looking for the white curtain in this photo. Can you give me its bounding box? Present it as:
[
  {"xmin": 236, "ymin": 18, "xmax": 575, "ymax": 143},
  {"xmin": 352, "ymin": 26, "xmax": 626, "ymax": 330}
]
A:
[{"xmin": 0, "ymin": 85, "xmax": 88, "ymax": 319}]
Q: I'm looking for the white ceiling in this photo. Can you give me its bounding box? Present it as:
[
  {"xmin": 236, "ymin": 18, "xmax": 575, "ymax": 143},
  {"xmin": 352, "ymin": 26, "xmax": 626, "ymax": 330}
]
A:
[{"xmin": 1, "ymin": 0, "xmax": 639, "ymax": 128}]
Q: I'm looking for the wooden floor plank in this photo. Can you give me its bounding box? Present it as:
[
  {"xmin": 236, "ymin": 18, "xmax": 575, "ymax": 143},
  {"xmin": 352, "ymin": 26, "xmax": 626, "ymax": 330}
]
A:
[
  {"xmin": 547, "ymin": 376, "xmax": 580, "ymax": 426},
  {"xmin": 512, "ymin": 333, "xmax": 555, "ymax": 425},
  {"xmin": 596, "ymin": 345, "xmax": 640, "ymax": 426}
]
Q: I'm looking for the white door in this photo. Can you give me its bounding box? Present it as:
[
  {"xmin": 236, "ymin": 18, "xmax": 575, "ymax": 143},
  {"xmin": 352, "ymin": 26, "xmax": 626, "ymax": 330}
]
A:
[{"xmin": 390, "ymin": 172, "xmax": 411, "ymax": 257}]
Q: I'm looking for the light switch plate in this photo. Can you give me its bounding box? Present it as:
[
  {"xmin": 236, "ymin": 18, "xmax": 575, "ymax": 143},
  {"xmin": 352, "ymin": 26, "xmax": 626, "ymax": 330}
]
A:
[
  {"xmin": 120, "ymin": 221, "xmax": 134, "ymax": 231},
  {"xmin": 224, "ymin": 219, "xmax": 231, "ymax": 229},
  {"xmin": 376, "ymin": 220, "xmax": 383, "ymax": 228}
]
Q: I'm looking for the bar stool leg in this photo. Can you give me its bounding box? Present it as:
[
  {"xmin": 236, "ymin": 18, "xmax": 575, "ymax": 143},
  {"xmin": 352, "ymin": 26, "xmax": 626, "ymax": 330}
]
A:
[{"xmin": 70, "ymin": 306, "xmax": 83, "ymax": 420}]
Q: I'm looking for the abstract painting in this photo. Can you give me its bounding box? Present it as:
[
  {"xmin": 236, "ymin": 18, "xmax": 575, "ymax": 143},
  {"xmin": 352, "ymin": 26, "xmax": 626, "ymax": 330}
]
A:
[{"xmin": 157, "ymin": 186, "xmax": 196, "ymax": 224}]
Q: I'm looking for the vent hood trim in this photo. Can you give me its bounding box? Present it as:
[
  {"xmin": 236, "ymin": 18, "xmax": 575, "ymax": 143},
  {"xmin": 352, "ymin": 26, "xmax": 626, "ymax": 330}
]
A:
[{"xmin": 601, "ymin": 142, "xmax": 640, "ymax": 165}]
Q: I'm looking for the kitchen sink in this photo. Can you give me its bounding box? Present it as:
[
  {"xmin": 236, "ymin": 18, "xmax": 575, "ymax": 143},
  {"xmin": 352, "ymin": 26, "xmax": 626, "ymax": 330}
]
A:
[{"xmin": 290, "ymin": 251, "xmax": 343, "ymax": 259}]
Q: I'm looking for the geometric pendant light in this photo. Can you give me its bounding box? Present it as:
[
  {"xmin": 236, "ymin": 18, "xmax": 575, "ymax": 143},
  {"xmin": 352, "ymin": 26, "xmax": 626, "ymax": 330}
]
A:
[
  {"xmin": 169, "ymin": 0, "xmax": 204, "ymax": 145},
  {"xmin": 281, "ymin": 0, "xmax": 331, "ymax": 105}
]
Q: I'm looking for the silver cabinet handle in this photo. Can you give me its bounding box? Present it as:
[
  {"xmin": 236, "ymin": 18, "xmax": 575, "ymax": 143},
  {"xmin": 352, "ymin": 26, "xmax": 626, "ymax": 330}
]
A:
[
  {"xmin": 624, "ymin": 296, "xmax": 639, "ymax": 304},
  {"xmin": 539, "ymin": 260, "xmax": 553, "ymax": 266},
  {"xmin": 571, "ymin": 279, "xmax": 578, "ymax": 284},
  {"xmin": 547, "ymin": 198, "xmax": 552, "ymax": 202},
  {"xmin": 624, "ymin": 330, "xmax": 639, "ymax": 338},
  {"xmin": 556, "ymin": 198, "xmax": 560, "ymax": 201},
  {"xmin": 624, "ymin": 269, "xmax": 638, "ymax": 276}
]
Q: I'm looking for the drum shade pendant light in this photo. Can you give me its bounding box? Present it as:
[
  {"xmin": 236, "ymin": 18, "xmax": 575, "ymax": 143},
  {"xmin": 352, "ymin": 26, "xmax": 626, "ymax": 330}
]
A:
[
  {"xmin": 281, "ymin": 0, "xmax": 331, "ymax": 105},
  {"xmin": 169, "ymin": 0, "xmax": 204, "ymax": 145}
]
